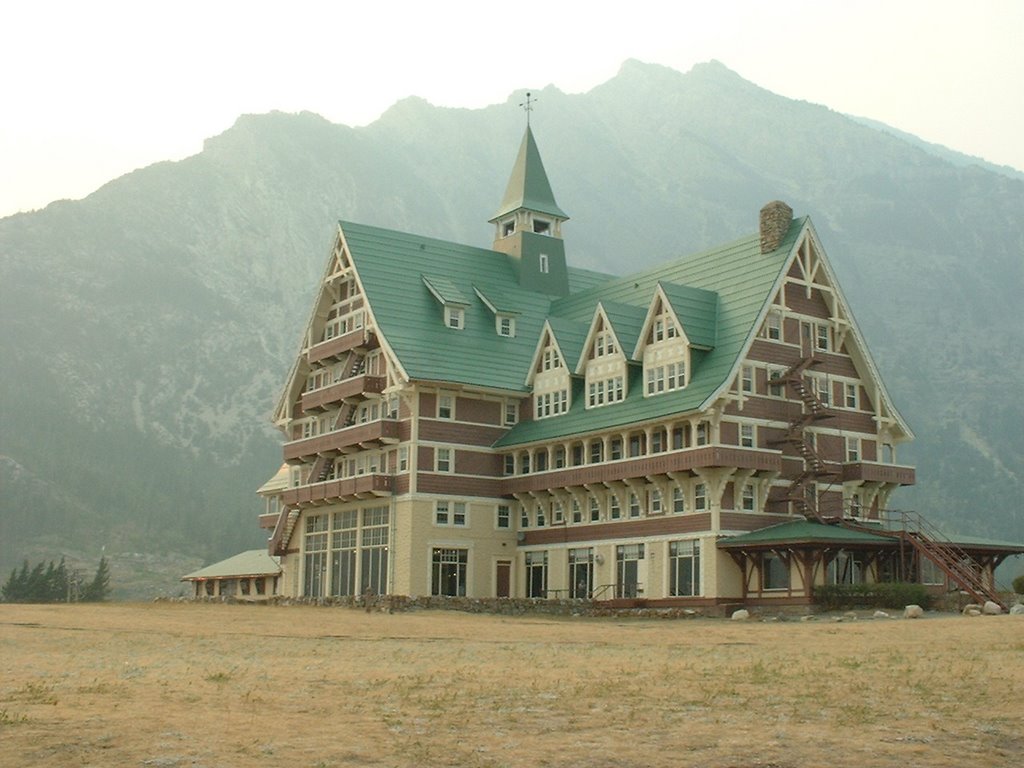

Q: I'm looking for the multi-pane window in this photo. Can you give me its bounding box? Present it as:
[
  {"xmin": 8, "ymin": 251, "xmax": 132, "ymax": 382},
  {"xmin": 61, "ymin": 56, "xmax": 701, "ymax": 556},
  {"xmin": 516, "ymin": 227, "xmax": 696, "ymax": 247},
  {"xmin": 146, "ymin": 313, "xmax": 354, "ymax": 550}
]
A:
[
  {"xmin": 435, "ymin": 501, "xmax": 467, "ymax": 527},
  {"xmin": 504, "ymin": 402, "xmax": 519, "ymax": 425},
  {"xmin": 554, "ymin": 446, "xmax": 566, "ymax": 468},
  {"xmin": 496, "ymin": 505, "xmax": 511, "ymax": 529},
  {"xmin": 594, "ymin": 330, "xmax": 617, "ymax": 357},
  {"xmin": 535, "ymin": 504, "xmax": 546, "ymax": 527},
  {"xmin": 589, "ymin": 497, "xmax": 601, "ymax": 522},
  {"xmin": 695, "ymin": 422, "xmax": 709, "ymax": 446},
  {"xmin": 815, "ymin": 376, "xmax": 831, "ymax": 406},
  {"xmin": 330, "ymin": 511, "xmax": 358, "ymax": 597},
  {"xmin": 741, "ymin": 484, "xmax": 756, "ymax": 512},
  {"xmin": 628, "ymin": 493, "xmax": 641, "ymax": 518},
  {"xmin": 740, "ymin": 424, "xmax": 755, "ymax": 448},
  {"xmin": 587, "ymin": 376, "xmax": 625, "ymax": 407},
  {"xmin": 552, "ymin": 501, "xmax": 564, "ymax": 524},
  {"xmin": 741, "ymin": 365, "xmax": 754, "ymax": 393},
  {"xmin": 769, "ymin": 368, "xmax": 785, "ymax": 397},
  {"xmin": 569, "ymin": 548, "xmax": 594, "ymax": 599},
  {"xmin": 504, "ymin": 455, "xmax": 515, "ymax": 475},
  {"xmin": 816, "ymin": 323, "xmax": 830, "ymax": 351},
  {"xmin": 610, "ymin": 439, "xmax": 623, "ymax": 460},
  {"xmin": 431, "ymin": 548, "xmax": 467, "ymax": 596},
  {"xmin": 673, "ymin": 487, "xmax": 685, "ymax": 514},
  {"xmin": 609, "ymin": 495, "xmax": 621, "ymax": 520},
  {"xmin": 571, "ymin": 498, "xmax": 582, "ymax": 524},
  {"xmin": 694, "ymin": 483, "xmax": 707, "ymax": 511},
  {"xmin": 669, "ymin": 540, "xmax": 701, "ymax": 596},
  {"xmin": 616, "ymin": 544, "xmax": 644, "ymax": 598},
  {"xmin": 649, "ymin": 487, "xmax": 663, "ymax": 515},
  {"xmin": 398, "ymin": 446, "xmax": 409, "ymax": 473},
  {"xmin": 650, "ymin": 430, "xmax": 665, "ymax": 453},
  {"xmin": 438, "ymin": 394, "xmax": 454, "ymax": 419},
  {"xmin": 436, "ymin": 447, "xmax": 452, "ymax": 473},
  {"xmin": 590, "ymin": 441, "xmax": 603, "ymax": 463},
  {"xmin": 645, "ymin": 362, "xmax": 685, "ymax": 394},
  {"xmin": 520, "ymin": 506, "xmax": 530, "ymax": 528},
  {"xmin": 303, "ymin": 514, "xmax": 329, "ymax": 598},
  {"xmin": 497, "ymin": 316, "xmax": 515, "ymax": 337},
  {"xmin": 845, "ymin": 383, "xmax": 858, "ymax": 409},
  {"xmin": 766, "ymin": 312, "xmax": 782, "ymax": 341},
  {"xmin": 542, "ymin": 346, "xmax": 561, "ymax": 370},
  {"xmin": 762, "ymin": 553, "xmax": 788, "ymax": 591},
  {"xmin": 360, "ymin": 507, "xmax": 389, "ymax": 596},
  {"xmin": 445, "ymin": 306, "xmax": 464, "ymax": 330},
  {"xmin": 535, "ymin": 451, "xmax": 548, "ymax": 472},
  {"xmin": 535, "ymin": 390, "xmax": 569, "ymax": 418},
  {"xmin": 846, "ymin": 437, "xmax": 861, "ymax": 462},
  {"xmin": 525, "ymin": 551, "xmax": 548, "ymax": 598}
]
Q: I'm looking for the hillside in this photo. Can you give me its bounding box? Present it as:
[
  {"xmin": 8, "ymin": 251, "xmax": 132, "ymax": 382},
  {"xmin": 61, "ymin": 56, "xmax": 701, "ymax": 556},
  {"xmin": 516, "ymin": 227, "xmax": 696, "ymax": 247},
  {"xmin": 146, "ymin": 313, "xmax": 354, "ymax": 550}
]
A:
[{"xmin": 1, "ymin": 59, "xmax": 1021, "ymax": 596}]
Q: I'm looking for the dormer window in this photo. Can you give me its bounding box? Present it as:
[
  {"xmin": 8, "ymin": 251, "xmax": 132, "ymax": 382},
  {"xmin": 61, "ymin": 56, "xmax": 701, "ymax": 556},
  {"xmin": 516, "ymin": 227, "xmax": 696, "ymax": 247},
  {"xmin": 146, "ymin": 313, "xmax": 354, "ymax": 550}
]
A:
[
  {"xmin": 445, "ymin": 306, "xmax": 464, "ymax": 330},
  {"xmin": 533, "ymin": 219, "xmax": 551, "ymax": 235},
  {"xmin": 497, "ymin": 316, "xmax": 515, "ymax": 337}
]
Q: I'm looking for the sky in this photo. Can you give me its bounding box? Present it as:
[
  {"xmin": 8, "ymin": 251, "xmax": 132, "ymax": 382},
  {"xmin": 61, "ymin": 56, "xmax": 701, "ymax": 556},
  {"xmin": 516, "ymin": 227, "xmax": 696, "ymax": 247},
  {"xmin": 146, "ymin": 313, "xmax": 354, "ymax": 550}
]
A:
[{"xmin": 2, "ymin": 0, "xmax": 1021, "ymax": 219}]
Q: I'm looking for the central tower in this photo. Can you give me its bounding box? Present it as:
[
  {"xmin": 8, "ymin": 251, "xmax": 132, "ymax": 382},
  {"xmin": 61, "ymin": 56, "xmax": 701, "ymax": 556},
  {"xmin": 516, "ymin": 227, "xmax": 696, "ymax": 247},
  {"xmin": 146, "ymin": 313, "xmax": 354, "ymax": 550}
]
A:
[{"xmin": 489, "ymin": 124, "xmax": 570, "ymax": 296}]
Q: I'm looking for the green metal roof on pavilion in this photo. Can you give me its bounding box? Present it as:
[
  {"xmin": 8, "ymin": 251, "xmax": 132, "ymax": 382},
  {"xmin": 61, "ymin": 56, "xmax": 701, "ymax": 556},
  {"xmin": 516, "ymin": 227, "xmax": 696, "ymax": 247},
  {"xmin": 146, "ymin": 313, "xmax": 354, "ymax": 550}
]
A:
[
  {"xmin": 490, "ymin": 125, "xmax": 569, "ymax": 221},
  {"xmin": 717, "ymin": 520, "xmax": 895, "ymax": 549},
  {"xmin": 181, "ymin": 550, "xmax": 282, "ymax": 581}
]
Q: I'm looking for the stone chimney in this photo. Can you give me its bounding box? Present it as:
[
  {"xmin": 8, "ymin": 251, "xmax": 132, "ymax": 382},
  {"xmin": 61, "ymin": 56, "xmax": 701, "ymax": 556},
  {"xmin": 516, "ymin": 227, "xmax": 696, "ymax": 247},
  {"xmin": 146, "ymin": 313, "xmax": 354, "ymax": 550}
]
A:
[{"xmin": 759, "ymin": 200, "xmax": 793, "ymax": 254}]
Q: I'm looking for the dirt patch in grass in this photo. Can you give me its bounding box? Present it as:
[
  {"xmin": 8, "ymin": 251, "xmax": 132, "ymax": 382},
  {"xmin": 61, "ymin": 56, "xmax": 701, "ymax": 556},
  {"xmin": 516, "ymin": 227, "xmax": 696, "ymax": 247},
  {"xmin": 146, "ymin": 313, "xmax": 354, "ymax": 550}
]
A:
[{"xmin": 1, "ymin": 603, "xmax": 1021, "ymax": 767}]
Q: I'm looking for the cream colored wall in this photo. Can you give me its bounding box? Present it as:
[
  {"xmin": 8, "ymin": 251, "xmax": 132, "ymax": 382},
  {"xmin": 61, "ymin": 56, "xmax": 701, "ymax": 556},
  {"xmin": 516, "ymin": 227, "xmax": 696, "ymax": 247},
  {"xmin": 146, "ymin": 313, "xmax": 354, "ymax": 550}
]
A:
[{"xmin": 712, "ymin": 545, "xmax": 743, "ymax": 599}]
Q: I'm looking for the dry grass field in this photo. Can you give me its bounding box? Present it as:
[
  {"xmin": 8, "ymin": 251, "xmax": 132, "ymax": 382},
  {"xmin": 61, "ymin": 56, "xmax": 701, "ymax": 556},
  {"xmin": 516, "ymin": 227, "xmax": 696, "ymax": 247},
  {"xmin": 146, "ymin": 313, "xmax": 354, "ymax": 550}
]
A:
[{"xmin": 0, "ymin": 603, "xmax": 1021, "ymax": 768}]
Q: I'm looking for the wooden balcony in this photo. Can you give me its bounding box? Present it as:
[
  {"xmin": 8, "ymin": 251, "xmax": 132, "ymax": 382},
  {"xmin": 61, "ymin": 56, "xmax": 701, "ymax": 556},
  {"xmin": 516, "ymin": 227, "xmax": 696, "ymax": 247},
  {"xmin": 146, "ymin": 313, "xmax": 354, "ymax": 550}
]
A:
[
  {"xmin": 841, "ymin": 462, "xmax": 916, "ymax": 486},
  {"xmin": 280, "ymin": 474, "xmax": 393, "ymax": 507},
  {"xmin": 258, "ymin": 513, "xmax": 279, "ymax": 530},
  {"xmin": 300, "ymin": 375, "xmax": 386, "ymax": 413},
  {"xmin": 283, "ymin": 420, "xmax": 400, "ymax": 463},
  {"xmin": 503, "ymin": 446, "xmax": 782, "ymax": 494},
  {"xmin": 307, "ymin": 329, "xmax": 378, "ymax": 364}
]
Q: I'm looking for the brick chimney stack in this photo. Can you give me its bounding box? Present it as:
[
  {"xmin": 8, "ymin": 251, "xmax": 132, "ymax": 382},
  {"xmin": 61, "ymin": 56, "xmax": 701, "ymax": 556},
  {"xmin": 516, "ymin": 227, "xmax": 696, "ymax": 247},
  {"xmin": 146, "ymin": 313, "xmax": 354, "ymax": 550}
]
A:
[{"xmin": 759, "ymin": 200, "xmax": 793, "ymax": 254}]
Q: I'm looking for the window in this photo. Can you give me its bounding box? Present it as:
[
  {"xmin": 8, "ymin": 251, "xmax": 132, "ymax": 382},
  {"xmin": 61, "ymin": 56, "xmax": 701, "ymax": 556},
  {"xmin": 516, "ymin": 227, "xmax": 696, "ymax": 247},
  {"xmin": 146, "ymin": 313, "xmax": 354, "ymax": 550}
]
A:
[
  {"xmin": 649, "ymin": 487, "xmax": 663, "ymax": 515},
  {"xmin": 445, "ymin": 306, "xmax": 464, "ymax": 330},
  {"xmin": 587, "ymin": 376, "xmax": 624, "ymax": 407},
  {"xmin": 431, "ymin": 548, "xmax": 467, "ymax": 597},
  {"xmin": 769, "ymin": 367, "xmax": 785, "ymax": 397},
  {"xmin": 504, "ymin": 455, "xmax": 515, "ymax": 475},
  {"xmin": 569, "ymin": 548, "xmax": 594, "ymax": 599},
  {"xmin": 496, "ymin": 505, "xmax": 510, "ymax": 529},
  {"xmin": 651, "ymin": 430, "xmax": 665, "ymax": 453},
  {"xmin": 303, "ymin": 514, "xmax": 329, "ymax": 598},
  {"xmin": 740, "ymin": 424, "xmax": 755, "ymax": 448},
  {"xmin": 849, "ymin": 493, "xmax": 862, "ymax": 516},
  {"xmin": 589, "ymin": 497, "xmax": 601, "ymax": 522},
  {"xmin": 762, "ymin": 552, "xmax": 788, "ymax": 591},
  {"xmin": 435, "ymin": 501, "xmax": 467, "ymax": 527},
  {"xmin": 525, "ymin": 551, "xmax": 548, "ymax": 598},
  {"xmin": 695, "ymin": 422, "xmax": 709, "ymax": 446},
  {"xmin": 533, "ymin": 219, "xmax": 551, "ymax": 234},
  {"xmin": 520, "ymin": 506, "xmax": 530, "ymax": 528},
  {"xmin": 535, "ymin": 451, "xmax": 548, "ymax": 472},
  {"xmin": 542, "ymin": 346, "xmax": 561, "ymax": 370},
  {"xmin": 741, "ymin": 365, "xmax": 754, "ymax": 393},
  {"xmin": 438, "ymin": 394, "xmax": 454, "ymax": 419},
  {"xmin": 554, "ymin": 446, "xmax": 566, "ymax": 468},
  {"xmin": 398, "ymin": 446, "xmax": 409, "ymax": 473},
  {"xmin": 552, "ymin": 501, "xmax": 564, "ymax": 524},
  {"xmin": 815, "ymin": 376, "xmax": 831, "ymax": 406},
  {"xmin": 615, "ymin": 544, "xmax": 644, "ymax": 598},
  {"xmin": 539, "ymin": 253, "xmax": 549, "ymax": 273},
  {"xmin": 845, "ymin": 383, "xmax": 858, "ymax": 409},
  {"xmin": 669, "ymin": 540, "xmax": 701, "ymax": 596},
  {"xmin": 503, "ymin": 220, "xmax": 515, "ymax": 236},
  {"xmin": 816, "ymin": 323, "xmax": 830, "ymax": 351},
  {"xmin": 628, "ymin": 493, "xmax": 641, "ymax": 518},
  {"xmin": 694, "ymin": 483, "xmax": 707, "ymax": 511},
  {"xmin": 535, "ymin": 504, "xmax": 546, "ymax": 527},
  {"xmin": 610, "ymin": 438, "xmax": 623, "ymax": 460},
  {"xmin": 609, "ymin": 495, "xmax": 621, "ymax": 520},
  {"xmin": 497, "ymin": 316, "xmax": 515, "ymax": 337},
  {"xmin": 436, "ymin": 447, "xmax": 452, "ymax": 473},
  {"xmin": 504, "ymin": 402, "xmax": 519, "ymax": 425},
  {"xmin": 846, "ymin": 437, "xmax": 860, "ymax": 462},
  {"xmin": 360, "ymin": 507, "xmax": 389, "ymax": 596},
  {"xmin": 590, "ymin": 441, "xmax": 603, "ymax": 464},
  {"xmin": 520, "ymin": 453, "xmax": 530, "ymax": 474},
  {"xmin": 828, "ymin": 550, "xmax": 864, "ymax": 585},
  {"xmin": 645, "ymin": 362, "xmax": 685, "ymax": 395},
  {"xmin": 673, "ymin": 487, "xmax": 685, "ymax": 514},
  {"xmin": 766, "ymin": 312, "xmax": 782, "ymax": 341},
  {"xmin": 741, "ymin": 484, "xmax": 755, "ymax": 512},
  {"xmin": 571, "ymin": 498, "xmax": 582, "ymax": 524},
  {"xmin": 919, "ymin": 557, "xmax": 945, "ymax": 586}
]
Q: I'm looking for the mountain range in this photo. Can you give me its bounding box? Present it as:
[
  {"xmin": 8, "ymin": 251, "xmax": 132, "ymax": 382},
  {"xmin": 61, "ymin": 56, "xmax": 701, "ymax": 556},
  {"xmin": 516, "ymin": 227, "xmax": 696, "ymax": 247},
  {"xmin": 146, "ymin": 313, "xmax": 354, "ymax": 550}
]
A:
[{"xmin": 2, "ymin": 59, "xmax": 1021, "ymax": 596}]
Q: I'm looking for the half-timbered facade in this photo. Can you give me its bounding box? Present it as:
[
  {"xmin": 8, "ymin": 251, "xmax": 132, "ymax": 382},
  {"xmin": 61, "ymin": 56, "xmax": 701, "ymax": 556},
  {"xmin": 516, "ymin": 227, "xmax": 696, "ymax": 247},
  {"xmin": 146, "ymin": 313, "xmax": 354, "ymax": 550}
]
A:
[{"xmin": 257, "ymin": 125, "xmax": 1017, "ymax": 608}]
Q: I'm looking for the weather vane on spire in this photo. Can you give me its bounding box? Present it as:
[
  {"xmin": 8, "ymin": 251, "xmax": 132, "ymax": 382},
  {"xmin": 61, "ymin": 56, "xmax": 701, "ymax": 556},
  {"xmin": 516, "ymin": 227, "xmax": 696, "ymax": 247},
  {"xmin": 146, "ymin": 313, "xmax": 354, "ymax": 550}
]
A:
[{"xmin": 519, "ymin": 91, "xmax": 536, "ymax": 125}]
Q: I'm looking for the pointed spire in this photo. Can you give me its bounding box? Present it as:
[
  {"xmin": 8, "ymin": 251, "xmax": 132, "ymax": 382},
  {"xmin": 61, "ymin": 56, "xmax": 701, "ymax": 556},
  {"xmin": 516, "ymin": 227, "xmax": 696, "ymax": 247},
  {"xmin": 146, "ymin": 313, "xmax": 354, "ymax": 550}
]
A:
[{"xmin": 490, "ymin": 125, "xmax": 569, "ymax": 222}]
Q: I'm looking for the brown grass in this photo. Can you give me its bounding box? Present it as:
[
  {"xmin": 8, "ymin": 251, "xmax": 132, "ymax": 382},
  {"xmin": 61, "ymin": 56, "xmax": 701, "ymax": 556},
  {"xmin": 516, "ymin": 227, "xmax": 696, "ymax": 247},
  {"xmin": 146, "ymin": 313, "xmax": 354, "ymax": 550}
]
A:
[{"xmin": 0, "ymin": 603, "xmax": 1021, "ymax": 767}]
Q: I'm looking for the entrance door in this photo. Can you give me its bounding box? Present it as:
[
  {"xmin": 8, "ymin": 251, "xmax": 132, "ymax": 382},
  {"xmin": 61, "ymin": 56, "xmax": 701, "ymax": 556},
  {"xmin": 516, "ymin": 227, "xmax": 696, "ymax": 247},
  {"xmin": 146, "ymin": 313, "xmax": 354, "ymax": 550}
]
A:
[{"xmin": 496, "ymin": 560, "xmax": 511, "ymax": 598}]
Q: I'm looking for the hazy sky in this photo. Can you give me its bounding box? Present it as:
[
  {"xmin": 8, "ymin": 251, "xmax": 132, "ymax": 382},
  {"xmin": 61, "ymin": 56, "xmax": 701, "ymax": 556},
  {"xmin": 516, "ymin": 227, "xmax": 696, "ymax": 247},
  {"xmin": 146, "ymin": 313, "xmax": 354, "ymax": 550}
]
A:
[{"xmin": 2, "ymin": 0, "xmax": 1021, "ymax": 218}]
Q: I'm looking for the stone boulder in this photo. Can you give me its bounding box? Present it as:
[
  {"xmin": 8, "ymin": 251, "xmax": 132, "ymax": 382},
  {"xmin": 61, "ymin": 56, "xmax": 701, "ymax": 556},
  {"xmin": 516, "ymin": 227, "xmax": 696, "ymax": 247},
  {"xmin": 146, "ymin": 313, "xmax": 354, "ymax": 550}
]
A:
[
  {"xmin": 903, "ymin": 604, "xmax": 924, "ymax": 619},
  {"xmin": 731, "ymin": 609, "xmax": 750, "ymax": 621},
  {"xmin": 983, "ymin": 601, "xmax": 1003, "ymax": 615},
  {"xmin": 872, "ymin": 610, "xmax": 890, "ymax": 619},
  {"xmin": 1009, "ymin": 603, "xmax": 1024, "ymax": 615},
  {"xmin": 963, "ymin": 605, "xmax": 982, "ymax": 617}
]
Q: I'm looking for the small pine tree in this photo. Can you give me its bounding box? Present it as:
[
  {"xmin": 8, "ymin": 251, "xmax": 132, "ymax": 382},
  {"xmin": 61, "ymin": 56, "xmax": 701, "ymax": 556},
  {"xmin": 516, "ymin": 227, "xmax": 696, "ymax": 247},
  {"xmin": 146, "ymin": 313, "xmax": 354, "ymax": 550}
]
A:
[{"xmin": 82, "ymin": 556, "xmax": 111, "ymax": 602}]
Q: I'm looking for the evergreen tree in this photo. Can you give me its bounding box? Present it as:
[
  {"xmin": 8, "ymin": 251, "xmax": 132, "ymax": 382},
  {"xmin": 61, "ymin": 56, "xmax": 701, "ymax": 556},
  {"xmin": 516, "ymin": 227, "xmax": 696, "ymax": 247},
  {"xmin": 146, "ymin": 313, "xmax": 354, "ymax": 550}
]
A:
[{"xmin": 82, "ymin": 556, "xmax": 111, "ymax": 602}]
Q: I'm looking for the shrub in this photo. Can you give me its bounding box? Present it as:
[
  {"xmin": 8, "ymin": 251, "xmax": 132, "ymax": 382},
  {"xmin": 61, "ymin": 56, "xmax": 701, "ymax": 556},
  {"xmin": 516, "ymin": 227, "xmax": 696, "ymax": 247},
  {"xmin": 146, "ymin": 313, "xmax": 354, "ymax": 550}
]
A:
[
  {"xmin": 1013, "ymin": 573, "xmax": 1024, "ymax": 595},
  {"xmin": 814, "ymin": 582, "xmax": 934, "ymax": 611}
]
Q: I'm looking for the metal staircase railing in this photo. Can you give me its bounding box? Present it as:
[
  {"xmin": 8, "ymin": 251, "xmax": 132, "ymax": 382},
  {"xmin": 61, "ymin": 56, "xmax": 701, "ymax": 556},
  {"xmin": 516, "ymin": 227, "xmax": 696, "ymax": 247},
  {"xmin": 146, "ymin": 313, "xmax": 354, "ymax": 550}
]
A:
[{"xmin": 847, "ymin": 510, "xmax": 1005, "ymax": 609}]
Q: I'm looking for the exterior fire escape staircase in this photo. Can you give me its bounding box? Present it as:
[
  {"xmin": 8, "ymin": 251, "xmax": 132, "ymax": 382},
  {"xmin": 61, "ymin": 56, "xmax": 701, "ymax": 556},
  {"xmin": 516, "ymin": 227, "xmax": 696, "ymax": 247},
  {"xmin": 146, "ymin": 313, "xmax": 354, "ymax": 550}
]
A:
[
  {"xmin": 768, "ymin": 354, "xmax": 839, "ymax": 521},
  {"xmin": 269, "ymin": 353, "xmax": 367, "ymax": 556},
  {"xmin": 845, "ymin": 510, "xmax": 1007, "ymax": 610}
]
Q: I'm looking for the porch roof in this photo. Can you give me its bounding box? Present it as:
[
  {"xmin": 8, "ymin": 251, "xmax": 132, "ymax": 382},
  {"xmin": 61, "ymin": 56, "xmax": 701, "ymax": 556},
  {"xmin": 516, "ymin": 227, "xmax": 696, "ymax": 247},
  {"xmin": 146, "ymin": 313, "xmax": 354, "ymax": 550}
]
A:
[{"xmin": 717, "ymin": 520, "xmax": 894, "ymax": 549}]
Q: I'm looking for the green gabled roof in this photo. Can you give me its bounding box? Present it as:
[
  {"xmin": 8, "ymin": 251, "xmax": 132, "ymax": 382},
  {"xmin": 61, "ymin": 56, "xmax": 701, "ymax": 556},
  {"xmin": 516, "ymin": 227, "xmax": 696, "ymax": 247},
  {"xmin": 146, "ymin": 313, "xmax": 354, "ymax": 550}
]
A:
[
  {"xmin": 659, "ymin": 281, "xmax": 719, "ymax": 349},
  {"xmin": 546, "ymin": 316, "xmax": 591, "ymax": 373},
  {"xmin": 474, "ymin": 284, "xmax": 519, "ymax": 315},
  {"xmin": 491, "ymin": 125, "xmax": 569, "ymax": 221},
  {"xmin": 422, "ymin": 274, "xmax": 470, "ymax": 306},
  {"xmin": 599, "ymin": 300, "xmax": 648, "ymax": 361},
  {"xmin": 182, "ymin": 550, "xmax": 281, "ymax": 580},
  {"xmin": 717, "ymin": 521, "xmax": 894, "ymax": 548},
  {"xmin": 494, "ymin": 220, "xmax": 805, "ymax": 447},
  {"xmin": 345, "ymin": 221, "xmax": 605, "ymax": 392}
]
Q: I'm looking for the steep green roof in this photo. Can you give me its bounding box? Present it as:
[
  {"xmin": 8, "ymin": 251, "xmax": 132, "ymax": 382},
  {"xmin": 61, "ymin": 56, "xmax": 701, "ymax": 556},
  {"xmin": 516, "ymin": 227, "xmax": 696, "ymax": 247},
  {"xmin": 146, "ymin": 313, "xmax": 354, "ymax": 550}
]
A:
[
  {"xmin": 717, "ymin": 521, "xmax": 894, "ymax": 548},
  {"xmin": 345, "ymin": 222, "xmax": 609, "ymax": 391},
  {"xmin": 599, "ymin": 300, "xmax": 648, "ymax": 362},
  {"xmin": 660, "ymin": 281, "xmax": 719, "ymax": 349},
  {"xmin": 491, "ymin": 125, "xmax": 569, "ymax": 221}
]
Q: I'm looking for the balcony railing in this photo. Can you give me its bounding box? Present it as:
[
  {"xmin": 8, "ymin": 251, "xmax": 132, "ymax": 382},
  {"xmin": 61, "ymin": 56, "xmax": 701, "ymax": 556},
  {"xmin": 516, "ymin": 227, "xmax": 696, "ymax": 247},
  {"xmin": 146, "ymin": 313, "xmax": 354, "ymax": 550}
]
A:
[
  {"xmin": 840, "ymin": 462, "xmax": 916, "ymax": 486},
  {"xmin": 301, "ymin": 375, "xmax": 386, "ymax": 413},
  {"xmin": 280, "ymin": 474, "xmax": 393, "ymax": 507},
  {"xmin": 307, "ymin": 328, "xmax": 377, "ymax": 364},
  {"xmin": 284, "ymin": 419, "xmax": 400, "ymax": 463},
  {"xmin": 502, "ymin": 445, "xmax": 782, "ymax": 494}
]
